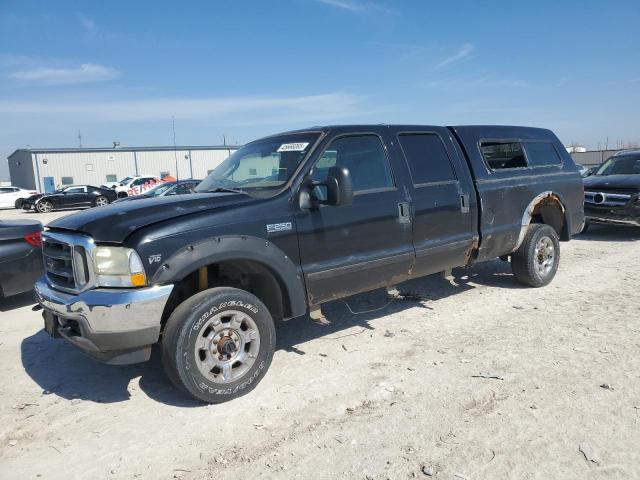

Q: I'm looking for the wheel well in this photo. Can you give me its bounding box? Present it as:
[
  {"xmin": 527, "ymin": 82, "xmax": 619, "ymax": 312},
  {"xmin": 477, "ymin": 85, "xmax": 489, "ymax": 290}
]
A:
[
  {"xmin": 529, "ymin": 195, "xmax": 568, "ymax": 240},
  {"xmin": 160, "ymin": 259, "xmax": 290, "ymax": 329}
]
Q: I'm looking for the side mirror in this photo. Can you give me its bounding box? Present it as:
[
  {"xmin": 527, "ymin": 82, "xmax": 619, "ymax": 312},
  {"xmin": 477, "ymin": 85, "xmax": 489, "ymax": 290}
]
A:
[
  {"xmin": 299, "ymin": 165, "xmax": 353, "ymax": 210},
  {"xmin": 324, "ymin": 165, "xmax": 353, "ymax": 206}
]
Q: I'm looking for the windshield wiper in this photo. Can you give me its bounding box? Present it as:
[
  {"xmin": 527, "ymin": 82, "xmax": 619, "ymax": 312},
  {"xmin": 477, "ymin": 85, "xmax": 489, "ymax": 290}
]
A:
[{"xmin": 206, "ymin": 187, "xmax": 248, "ymax": 195}]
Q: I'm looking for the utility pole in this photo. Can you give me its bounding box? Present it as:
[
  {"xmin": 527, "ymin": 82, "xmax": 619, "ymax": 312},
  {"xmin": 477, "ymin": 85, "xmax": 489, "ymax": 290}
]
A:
[
  {"xmin": 172, "ymin": 116, "xmax": 179, "ymax": 181},
  {"xmin": 77, "ymin": 130, "xmax": 83, "ymax": 148}
]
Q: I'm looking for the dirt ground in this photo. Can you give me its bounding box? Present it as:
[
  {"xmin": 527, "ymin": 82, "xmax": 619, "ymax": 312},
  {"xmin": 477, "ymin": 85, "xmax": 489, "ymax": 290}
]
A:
[{"xmin": 1, "ymin": 206, "xmax": 640, "ymax": 480}]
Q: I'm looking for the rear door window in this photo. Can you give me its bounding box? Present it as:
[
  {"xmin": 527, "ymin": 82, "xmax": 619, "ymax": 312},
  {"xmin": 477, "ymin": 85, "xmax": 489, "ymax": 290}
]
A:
[
  {"xmin": 523, "ymin": 142, "xmax": 562, "ymax": 167},
  {"xmin": 398, "ymin": 133, "xmax": 456, "ymax": 185},
  {"xmin": 480, "ymin": 142, "xmax": 527, "ymax": 170}
]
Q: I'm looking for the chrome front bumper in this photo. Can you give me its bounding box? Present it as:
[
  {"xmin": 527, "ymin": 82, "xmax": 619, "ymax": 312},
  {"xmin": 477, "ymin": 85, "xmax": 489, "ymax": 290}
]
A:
[{"xmin": 35, "ymin": 277, "xmax": 174, "ymax": 364}]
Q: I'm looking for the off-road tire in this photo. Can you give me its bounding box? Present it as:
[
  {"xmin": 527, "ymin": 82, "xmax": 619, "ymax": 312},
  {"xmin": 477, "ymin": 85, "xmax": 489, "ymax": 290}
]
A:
[
  {"xmin": 511, "ymin": 223, "xmax": 560, "ymax": 287},
  {"xmin": 161, "ymin": 287, "xmax": 276, "ymax": 403}
]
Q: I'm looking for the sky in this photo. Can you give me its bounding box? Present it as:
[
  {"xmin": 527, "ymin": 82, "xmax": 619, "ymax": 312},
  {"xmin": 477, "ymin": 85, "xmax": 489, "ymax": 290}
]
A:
[{"xmin": 1, "ymin": 0, "xmax": 639, "ymax": 180}]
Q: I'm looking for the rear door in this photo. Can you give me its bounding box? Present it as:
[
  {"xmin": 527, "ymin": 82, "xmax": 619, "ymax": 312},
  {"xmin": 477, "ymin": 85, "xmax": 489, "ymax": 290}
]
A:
[
  {"xmin": 8, "ymin": 188, "xmax": 22, "ymax": 205},
  {"xmin": 392, "ymin": 127, "xmax": 477, "ymax": 276},
  {"xmin": 0, "ymin": 188, "xmax": 13, "ymax": 208},
  {"xmin": 296, "ymin": 130, "xmax": 414, "ymax": 305}
]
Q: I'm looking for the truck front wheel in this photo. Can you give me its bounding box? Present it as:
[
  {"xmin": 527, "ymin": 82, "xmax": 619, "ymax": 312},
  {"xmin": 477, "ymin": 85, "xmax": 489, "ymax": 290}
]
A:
[
  {"xmin": 161, "ymin": 287, "xmax": 276, "ymax": 403},
  {"xmin": 511, "ymin": 224, "xmax": 560, "ymax": 287}
]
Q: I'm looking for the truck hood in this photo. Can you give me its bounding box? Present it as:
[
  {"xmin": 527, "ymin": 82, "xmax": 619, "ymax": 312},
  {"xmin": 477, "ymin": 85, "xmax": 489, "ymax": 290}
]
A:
[
  {"xmin": 47, "ymin": 192, "xmax": 255, "ymax": 243},
  {"xmin": 583, "ymin": 174, "xmax": 640, "ymax": 190}
]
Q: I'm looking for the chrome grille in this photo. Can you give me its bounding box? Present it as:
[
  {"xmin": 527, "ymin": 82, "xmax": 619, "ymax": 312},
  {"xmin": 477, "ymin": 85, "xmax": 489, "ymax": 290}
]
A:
[
  {"xmin": 584, "ymin": 190, "xmax": 632, "ymax": 206},
  {"xmin": 42, "ymin": 232, "xmax": 96, "ymax": 293}
]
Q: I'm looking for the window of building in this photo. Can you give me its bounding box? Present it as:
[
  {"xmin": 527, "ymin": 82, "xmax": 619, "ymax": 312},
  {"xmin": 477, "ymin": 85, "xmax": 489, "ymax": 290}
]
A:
[
  {"xmin": 61, "ymin": 177, "xmax": 74, "ymax": 185},
  {"xmin": 312, "ymin": 135, "xmax": 393, "ymax": 193},
  {"xmin": 106, "ymin": 174, "xmax": 118, "ymax": 183},
  {"xmin": 480, "ymin": 142, "xmax": 527, "ymax": 170},
  {"xmin": 249, "ymin": 168, "xmax": 258, "ymax": 176},
  {"xmin": 398, "ymin": 133, "xmax": 456, "ymax": 185},
  {"xmin": 523, "ymin": 142, "xmax": 562, "ymax": 167}
]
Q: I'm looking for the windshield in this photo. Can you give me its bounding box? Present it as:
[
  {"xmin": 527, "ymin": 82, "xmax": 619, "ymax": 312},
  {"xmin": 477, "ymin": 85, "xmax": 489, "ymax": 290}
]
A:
[
  {"xmin": 596, "ymin": 155, "xmax": 640, "ymax": 176},
  {"xmin": 196, "ymin": 133, "xmax": 320, "ymax": 196},
  {"xmin": 119, "ymin": 176, "xmax": 134, "ymax": 184},
  {"xmin": 145, "ymin": 182, "xmax": 175, "ymax": 196}
]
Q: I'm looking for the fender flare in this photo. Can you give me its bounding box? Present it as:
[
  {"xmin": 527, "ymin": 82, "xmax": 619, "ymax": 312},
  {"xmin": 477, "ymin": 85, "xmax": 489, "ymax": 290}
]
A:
[
  {"xmin": 514, "ymin": 190, "xmax": 569, "ymax": 249},
  {"xmin": 151, "ymin": 235, "xmax": 307, "ymax": 319}
]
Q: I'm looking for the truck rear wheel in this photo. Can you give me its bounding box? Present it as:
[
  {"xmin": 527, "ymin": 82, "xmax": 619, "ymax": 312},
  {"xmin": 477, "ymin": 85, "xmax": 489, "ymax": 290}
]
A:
[
  {"xmin": 161, "ymin": 287, "xmax": 276, "ymax": 403},
  {"xmin": 511, "ymin": 224, "xmax": 560, "ymax": 287}
]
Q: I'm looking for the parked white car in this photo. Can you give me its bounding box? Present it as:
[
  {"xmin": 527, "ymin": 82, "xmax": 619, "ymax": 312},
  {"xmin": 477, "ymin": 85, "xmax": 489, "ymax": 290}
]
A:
[
  {"xmin": 0, "ymin": 186, "xmax": 38, "ymax": 209},
  {"xmin": 101, "ymin": 175, "xmax": 161, "ymax": 198}
]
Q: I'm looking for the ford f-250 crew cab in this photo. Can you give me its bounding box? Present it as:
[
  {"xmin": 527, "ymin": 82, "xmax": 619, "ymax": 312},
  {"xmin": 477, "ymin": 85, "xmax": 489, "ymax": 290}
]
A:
[{"xmin": 35, "ymin": 125, "xmax": 584, "ymax": 403}]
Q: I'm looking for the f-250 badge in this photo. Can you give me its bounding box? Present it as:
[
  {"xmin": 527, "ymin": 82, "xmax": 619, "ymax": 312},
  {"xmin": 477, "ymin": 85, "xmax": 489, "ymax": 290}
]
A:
[{"xmin": 266, "ymin": 222, "xmax": 292, "ymax": 233}]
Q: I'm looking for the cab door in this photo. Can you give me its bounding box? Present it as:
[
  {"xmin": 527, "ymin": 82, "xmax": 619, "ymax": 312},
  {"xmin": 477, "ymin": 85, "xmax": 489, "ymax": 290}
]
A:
[
  {"xmin": 62, "ymin": 186, "xmax": 90, "ymax": 207},
  {"xmin": 392, "ymin": 128, "xmax": 476, "ymax": 277},
  {"xmin": 296, "ymin": 131, "xmax": 414, "ymax": 306}
]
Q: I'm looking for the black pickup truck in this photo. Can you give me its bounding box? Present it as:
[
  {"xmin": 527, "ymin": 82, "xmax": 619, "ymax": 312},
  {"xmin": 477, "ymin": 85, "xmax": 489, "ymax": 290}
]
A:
[{"xmin": 35, "ymin": 125, "xmax": 584, "ymax": 403}]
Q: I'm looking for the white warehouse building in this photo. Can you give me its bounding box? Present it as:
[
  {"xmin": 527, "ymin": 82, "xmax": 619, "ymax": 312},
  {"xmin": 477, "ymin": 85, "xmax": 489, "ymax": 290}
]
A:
[{"xmin": 8, "ymin": 145, "xmax": 239, "ymax": 193}]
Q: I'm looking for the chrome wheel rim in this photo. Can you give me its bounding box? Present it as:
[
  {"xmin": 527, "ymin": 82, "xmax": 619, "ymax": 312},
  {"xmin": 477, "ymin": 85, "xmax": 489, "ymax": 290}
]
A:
[
  {"xmin": 535, "ymin": 236, "xmax": 555, "ymax": 277},
  {"xmin": 38, "ymin": 201, "xmax": 52, "ymax": 213},
  {"xmin": 96, "ymin": 196, "xmax": 108, "ymax": 206},
  {"xmin": 193, "ymin": 310, "xmax": 260, "ymax": 384}
]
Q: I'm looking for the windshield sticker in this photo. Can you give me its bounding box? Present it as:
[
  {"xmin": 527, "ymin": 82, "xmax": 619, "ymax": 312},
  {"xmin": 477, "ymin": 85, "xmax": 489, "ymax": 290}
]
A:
[{"xmin": 277, "ymin": 142, "xmax": 309, "ymax": 152}]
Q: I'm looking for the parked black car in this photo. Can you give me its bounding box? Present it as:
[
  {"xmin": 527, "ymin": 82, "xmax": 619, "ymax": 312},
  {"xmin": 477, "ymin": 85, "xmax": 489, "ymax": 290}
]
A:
[
  {"xmin": 583, "ymin": 151, "xmax": 640, "ymax": 229},
  {"xmin": 35, "ymin": 125, "xmax": 584, "ymax": 403},
  {"xmin": 0, "ymin": 220, "xmax": 43, "ymax": 297},
  {"xmin": 21, "ymin": 185, "xmax": 118, "ymax": 213},
  {"xmin": 113, "ymin": 179, "xmax": 201, "ymax": 203}
]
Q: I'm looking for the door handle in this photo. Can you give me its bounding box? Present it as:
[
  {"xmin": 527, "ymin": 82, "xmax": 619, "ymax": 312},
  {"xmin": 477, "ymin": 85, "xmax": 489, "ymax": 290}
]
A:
[
  {"xmin": 460, "ymin": 194, "xmax": 470, "ymax": 214},
  {"xmin": 398, "ymin": 202, "xmax": 411, "ymax": 224}
]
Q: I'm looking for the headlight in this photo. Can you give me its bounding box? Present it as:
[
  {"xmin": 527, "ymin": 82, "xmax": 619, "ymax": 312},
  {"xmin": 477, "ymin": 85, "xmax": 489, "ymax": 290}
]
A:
[{"xmin": 93, "ymin": 246, "xmax": 146, "ymax": 287}]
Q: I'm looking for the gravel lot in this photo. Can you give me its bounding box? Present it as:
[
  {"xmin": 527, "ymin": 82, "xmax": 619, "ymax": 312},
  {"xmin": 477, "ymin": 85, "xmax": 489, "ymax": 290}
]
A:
[{"xmin": 1, "ymin": 207, "xmax": 639, "ymax": 479}]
